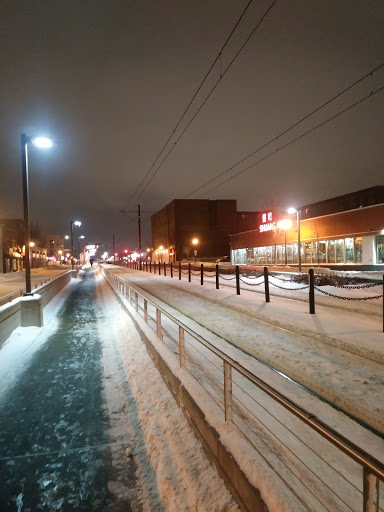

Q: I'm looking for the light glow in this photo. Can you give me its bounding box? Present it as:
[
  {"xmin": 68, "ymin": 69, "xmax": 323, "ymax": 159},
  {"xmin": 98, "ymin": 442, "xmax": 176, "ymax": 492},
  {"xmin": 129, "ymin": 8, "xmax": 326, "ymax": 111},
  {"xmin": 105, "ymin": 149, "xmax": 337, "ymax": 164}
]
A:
[
  {"xmin": 32, "ymin": 137, "xmax": 52, "ymax": 148},
  {"xmin": 287, "ymin": 207, "xmax": 297, "ymax": 215}
]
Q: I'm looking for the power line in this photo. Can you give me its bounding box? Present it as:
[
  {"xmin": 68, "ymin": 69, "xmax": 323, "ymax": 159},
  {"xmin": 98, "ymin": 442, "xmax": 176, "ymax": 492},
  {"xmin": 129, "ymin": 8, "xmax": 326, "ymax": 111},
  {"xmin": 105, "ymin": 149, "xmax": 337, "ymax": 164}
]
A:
[
  {"xmin": 134, "ymin": 0, "xmax": 278, "ymax": 200},
  {"xmin": 183, "ymin": 62, "xmax": 384, "ymax": 198},
  {"xmin": 198, "ymin": 84, "xmax": 384, "ymax": 198},
  {"xmin": 128, "ymin": 0, "xmax": 254, "ymax": 203}
]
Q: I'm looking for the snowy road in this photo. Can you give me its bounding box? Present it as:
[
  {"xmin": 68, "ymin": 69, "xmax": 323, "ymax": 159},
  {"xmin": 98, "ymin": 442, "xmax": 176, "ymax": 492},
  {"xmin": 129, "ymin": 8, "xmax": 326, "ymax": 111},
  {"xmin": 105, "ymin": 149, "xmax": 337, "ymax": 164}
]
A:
[{"xmin": 0, "ymin": 267, "xmax": 239, "ymax": 512}]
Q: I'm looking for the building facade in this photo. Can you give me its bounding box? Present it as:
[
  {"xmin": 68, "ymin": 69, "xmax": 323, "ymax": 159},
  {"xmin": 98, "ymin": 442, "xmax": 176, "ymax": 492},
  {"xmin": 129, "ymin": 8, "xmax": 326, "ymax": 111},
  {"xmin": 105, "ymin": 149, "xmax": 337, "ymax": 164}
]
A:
[
  {"xmin": 151, "ymin": 199, "xmax": 240, "ymax": 262},
  {"xmin": 0, "ymin": 219, "xmax": 25, "ymax": 273},
  {"xmin": 230, "ymin": 187, "xmax": 384, "ymax": 269}
]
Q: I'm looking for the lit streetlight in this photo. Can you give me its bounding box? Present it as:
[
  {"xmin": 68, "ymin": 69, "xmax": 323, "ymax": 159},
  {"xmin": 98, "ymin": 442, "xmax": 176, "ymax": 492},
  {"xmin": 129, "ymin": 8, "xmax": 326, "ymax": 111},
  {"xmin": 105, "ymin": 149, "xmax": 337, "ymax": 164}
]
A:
[
  {"xmin": 287, "ymin": 208, "xmax": 301, "ymax": 272},
  {"xmin": 70, "ymin": 220, "xmax": 81, "ymax": 269},
  {"xmin": 192, "ymin": 238, "xmax": 199, "ymax": 264},
  {"xmin": 78, "ymin": 235, "xmax": 85, "ymax": 263},
  {"xmin": 21, "ymin": 134, "xmax": 52, "ymax": 294}
]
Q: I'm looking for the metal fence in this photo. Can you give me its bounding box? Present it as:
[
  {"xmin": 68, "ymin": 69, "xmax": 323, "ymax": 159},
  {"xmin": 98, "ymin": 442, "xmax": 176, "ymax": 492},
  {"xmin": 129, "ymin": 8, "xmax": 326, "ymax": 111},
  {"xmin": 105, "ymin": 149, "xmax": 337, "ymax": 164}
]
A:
[
  {"xmin": 103, "ymin": 265, "xmax": 384, "ymax": 512},
  {"xmin": 123, "ymin": 261, "xmax": 384, "ymax": 330}
]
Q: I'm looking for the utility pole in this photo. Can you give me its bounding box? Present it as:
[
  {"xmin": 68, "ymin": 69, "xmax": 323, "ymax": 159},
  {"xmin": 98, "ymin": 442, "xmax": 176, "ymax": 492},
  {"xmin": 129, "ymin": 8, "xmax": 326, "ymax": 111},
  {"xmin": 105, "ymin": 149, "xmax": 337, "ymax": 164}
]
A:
[{"xmin": 138, "ymin": 204, "xmax": 142, "ymax": 269}]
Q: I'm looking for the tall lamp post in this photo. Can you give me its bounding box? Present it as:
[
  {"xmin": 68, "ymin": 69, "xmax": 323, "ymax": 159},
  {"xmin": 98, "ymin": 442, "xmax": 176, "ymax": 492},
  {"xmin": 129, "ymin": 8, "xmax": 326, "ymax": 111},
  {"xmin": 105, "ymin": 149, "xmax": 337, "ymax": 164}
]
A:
[
  {"xmin": 70, "ymin": 220, "xmax": 81, "ymax": 269},
  {"xmin": 287, "ymin": 207, "xmax": 301, "ymax": 273},
  {"xmin": 21, "ymin": 134, "xmax": 52, "ymax": 294}
]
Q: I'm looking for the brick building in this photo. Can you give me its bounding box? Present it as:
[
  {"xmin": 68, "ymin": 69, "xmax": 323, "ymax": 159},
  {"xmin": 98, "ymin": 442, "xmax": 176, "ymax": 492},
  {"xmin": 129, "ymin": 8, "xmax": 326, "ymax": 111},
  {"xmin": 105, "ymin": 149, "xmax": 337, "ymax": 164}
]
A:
[{"xmin": 151, "ymin": 199, "xmax": 249, "ymax": 262}]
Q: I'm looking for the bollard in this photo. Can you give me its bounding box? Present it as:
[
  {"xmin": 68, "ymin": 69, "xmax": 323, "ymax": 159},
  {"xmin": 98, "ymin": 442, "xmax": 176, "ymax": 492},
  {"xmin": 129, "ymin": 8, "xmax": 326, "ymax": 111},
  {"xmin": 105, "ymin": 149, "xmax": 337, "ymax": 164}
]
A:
[
  {"xmin": 164, "ymin": 262, "xmax": 166, "ymax": 276},
  {"xmin": 200, "ymin": 264, "xmax": 204, "ymax": 285},
  {"xmin": 309, "ymin": 269, "xmax": 315, "ymax": 314},
  {"xmin": 216, "ymin": 264, "xmax": 219, "ymax": 289},
  {"xmin": 264, "ymin": 267, "xmax": 270, "ymax": 303},
  {"xmin": 170, "ymin": 262, "xmax": 173, "ymax": 278},
  {"xmin": 158, "ymin": 262, "xmax": 161, "ymax": 275},
  {"xmin": 188, "ymin": 263, "xmax": 191, "ymax": 282},
  {"xmin": 150, "ymin": 261, "xmax": 152, "ymax": 273},
  {"xmin": 236, "ymin": 266, "xmax": 240, "ymax": 295},
  {"xmin": 179, "ymin": 261, "xmax": 181, "ymax": 280}
]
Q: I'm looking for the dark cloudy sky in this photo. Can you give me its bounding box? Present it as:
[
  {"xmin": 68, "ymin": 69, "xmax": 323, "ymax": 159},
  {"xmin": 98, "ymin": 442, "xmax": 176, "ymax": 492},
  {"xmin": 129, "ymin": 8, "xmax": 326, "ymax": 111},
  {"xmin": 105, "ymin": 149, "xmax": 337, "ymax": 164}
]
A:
[{"xmin": 1, "ymin": 0, "xmax": 383, "ymax": 253}]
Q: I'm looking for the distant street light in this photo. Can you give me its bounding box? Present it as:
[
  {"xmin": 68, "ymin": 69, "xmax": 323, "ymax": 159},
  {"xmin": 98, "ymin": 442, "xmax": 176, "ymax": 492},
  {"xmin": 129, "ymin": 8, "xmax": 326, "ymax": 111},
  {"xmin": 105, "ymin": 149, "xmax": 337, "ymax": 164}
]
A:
[
  {"xmin": 70, "ymin": 220, "xmax": 81, "ymax": 269},
  {"xmin": 21, "ymin": 133, "xmax": 52, "ymax": 294},
  {"xmin": 192, "ymin": 237, "xmax": 199, "ymax": 264},
  {"xmin": 78, "ymin": 235, "xmax": 85, "ymax": 263},
  {"xmin": 287, "ymin": 208, "xmax": 301, "ymax": 272}
]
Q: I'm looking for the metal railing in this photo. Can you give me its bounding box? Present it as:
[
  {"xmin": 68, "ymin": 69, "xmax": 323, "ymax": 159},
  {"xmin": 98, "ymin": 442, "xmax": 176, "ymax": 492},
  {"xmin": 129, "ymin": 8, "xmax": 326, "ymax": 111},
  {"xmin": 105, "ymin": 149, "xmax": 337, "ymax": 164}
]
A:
[{"xmin": 102, "ymin": 265, "xmax": 383, "ymax": 512}]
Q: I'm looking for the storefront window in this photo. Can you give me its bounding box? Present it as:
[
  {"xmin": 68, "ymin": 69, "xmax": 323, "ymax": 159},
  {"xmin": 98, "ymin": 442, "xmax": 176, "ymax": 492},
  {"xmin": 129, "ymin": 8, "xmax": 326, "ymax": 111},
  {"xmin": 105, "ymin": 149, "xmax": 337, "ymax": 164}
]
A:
[
  {"xmin": 336, "ymin": 239, "xmax": 344, "ymax": 263},
  {"xmin": 258, "ymin": 247, "xmax": 266, "ymax": 264},
  {"xmin": 354, "ymin": 237, "xmax": 362, "ymax": 263},
  {"xmin": 376, "ymin": 236, "xmax": 384, "ymax": 264},
  {"xmin": 303, "ymin": 243, "xmax": 312, "ymax": 263},
  {"xmin": 246, "ymin": 248, "xmax": 254, "ymax": 265},
  {"xmin": 328, "ymin": 240, "xmax": 335, "ymax": 263},
  {"xmin": 345, "ymin": 238, "xmax": 354, "ymax": 263}
]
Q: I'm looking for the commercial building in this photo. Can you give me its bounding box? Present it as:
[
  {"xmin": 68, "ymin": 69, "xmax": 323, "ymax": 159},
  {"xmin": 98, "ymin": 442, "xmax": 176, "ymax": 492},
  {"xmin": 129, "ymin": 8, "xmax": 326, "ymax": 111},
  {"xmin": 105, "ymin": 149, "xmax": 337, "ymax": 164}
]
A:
[
  {"xmin": 230, "ymin": 186, "xmax": 384, "ymax": 269},
  {"xmin": 0, "ymin": 219, "xmax": 25, "ymax": 273}
]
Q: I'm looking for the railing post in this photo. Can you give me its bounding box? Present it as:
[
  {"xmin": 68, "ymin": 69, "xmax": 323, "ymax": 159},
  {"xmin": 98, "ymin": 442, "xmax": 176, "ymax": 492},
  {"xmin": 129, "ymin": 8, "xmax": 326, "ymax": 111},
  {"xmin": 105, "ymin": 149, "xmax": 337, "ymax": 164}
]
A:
[
  {"xmin": 156, "ymin": 309, "xmax": 162, "ymax": 339},
  {"xmin": 216, "ymin": 264, "xmax": 219, "ymax": 289},
  {"xmin": 164, "ymin": 262, "xmax": 166, "ymax": 276},
  {"xmin": 200, "ymin": 263, "xmax": 204, "ymax": 285},
  {"xmin": 144, "ymin": 299, "xmax": 148, "ymax": 323},
  {"xmin": 179, "ymin": 261, "xmax": 181, "ymax": 280},
  {"xmin": 179, "ymin": 326, "xmax": 185, "ymax": 368},
  {"xmin": 135, "ymin": 291, "xmax": 138, "ymax": 312},
  {"xmin": 363, "ymin": 467, "xmax": 379, "ymax": 512},
  {"xmin": 264, "ymin": 266, "xmax": 270, "ymax": 303},
  {"xmin": 129, "ymin": 286, "xmax": 131, "ymax": 305},
  {"xmin": 158, "ymin": 262, "xmax": 161, "ymax": 275},
  {"xmin": 309, "ymin": 269, "xmax": 315, "ymax": 314},
  {"xmin": 150, "ymin": 261, "xmax": 152, "ymax": 273},
  {"xmin": 224, "ymin": 361, "xmax": 232, "ymax": 423},
  {"xmin": 170, "ymin": 262, "xmax": 173, "ymax": 278},
  {"xmin": 188, "ymin": 262, "xmax": 191, "ymax": 282},
  {"xmin": 236, "ymin": 265, "xmax": 240, "ymax": 295}
]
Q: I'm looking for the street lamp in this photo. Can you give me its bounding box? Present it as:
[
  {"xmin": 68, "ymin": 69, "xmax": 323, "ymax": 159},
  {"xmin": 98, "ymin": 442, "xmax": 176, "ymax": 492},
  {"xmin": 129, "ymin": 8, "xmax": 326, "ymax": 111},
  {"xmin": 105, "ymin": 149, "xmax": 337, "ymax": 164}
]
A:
[
  {"xmin": 21, "ymin": 133, "xmax": 52, "ymax": 294},
  {"xmin": 192, "ymin": 238, "xmax": 199, "ymax": 264},
  {"xmin": 287, "ymin": 208, "xmax": 301, "ymax": 273},
  {"xmin": 78, "ymin": 235, "xmax": 85, "ymax": 263},
  {"xmin": 70, "ymin": 220, "xmax": 81, "ymax": 269}
]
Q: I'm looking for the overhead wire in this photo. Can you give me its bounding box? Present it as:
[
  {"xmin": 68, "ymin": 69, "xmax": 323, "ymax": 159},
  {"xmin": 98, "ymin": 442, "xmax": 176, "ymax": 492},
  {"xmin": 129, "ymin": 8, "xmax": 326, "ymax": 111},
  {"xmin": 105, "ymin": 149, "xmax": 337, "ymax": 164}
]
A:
[
  {"xmin": 127, "ymin": 0, "xmax": 254, "ymax": 203},
  {"xmin": 134, "ymin": 0, "xmax": 278, "ymax": 201},
  {"xmin": 182, "ymin": 62, "xmax": 384, "ymax": 198},
  {"xmin": 198, "ymin": 83, "xmax": 384, "ymax": 198}
]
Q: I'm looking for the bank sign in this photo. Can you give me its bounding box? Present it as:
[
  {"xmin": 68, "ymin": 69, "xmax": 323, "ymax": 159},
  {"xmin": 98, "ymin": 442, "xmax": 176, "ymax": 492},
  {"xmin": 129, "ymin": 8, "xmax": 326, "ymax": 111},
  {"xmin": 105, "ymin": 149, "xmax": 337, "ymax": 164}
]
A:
[{"xmin": 259, "ymin": 211, "xmax": 292, "ymax": 233}]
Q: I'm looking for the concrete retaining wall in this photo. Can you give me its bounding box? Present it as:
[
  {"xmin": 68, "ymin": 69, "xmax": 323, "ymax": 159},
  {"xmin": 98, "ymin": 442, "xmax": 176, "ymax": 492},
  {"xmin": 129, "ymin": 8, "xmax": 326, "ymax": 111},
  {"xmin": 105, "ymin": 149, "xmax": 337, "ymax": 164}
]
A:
[{"xmin": 0, "ymin": 271, "xmax": 73, "ymax": 348}]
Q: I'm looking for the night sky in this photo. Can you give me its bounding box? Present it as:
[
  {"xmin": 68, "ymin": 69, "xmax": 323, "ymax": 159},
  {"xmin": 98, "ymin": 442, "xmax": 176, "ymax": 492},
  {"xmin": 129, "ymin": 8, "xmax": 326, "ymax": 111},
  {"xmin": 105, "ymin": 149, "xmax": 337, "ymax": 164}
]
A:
[{"xmin": 1, "ymin": 1, "xmax": 383, "ymax": 253}]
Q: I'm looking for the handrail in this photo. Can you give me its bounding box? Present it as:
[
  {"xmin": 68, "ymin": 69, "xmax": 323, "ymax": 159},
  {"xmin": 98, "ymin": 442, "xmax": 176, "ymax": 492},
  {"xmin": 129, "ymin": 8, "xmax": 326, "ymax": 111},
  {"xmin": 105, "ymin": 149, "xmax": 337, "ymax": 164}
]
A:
[{"xmin": 102, "ymin": 266, "xmax": 384, "ymax": 510}]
